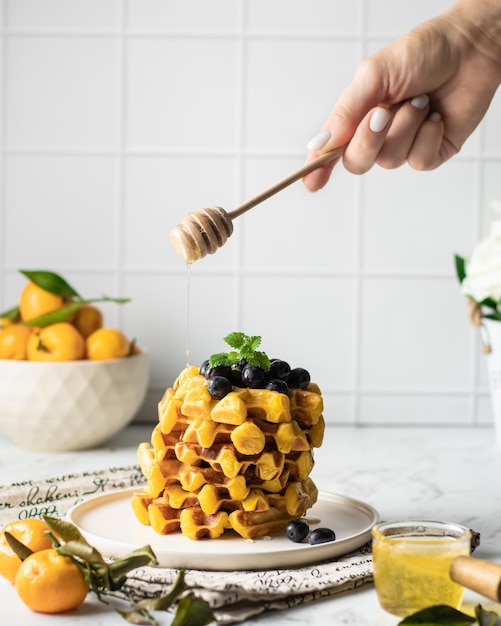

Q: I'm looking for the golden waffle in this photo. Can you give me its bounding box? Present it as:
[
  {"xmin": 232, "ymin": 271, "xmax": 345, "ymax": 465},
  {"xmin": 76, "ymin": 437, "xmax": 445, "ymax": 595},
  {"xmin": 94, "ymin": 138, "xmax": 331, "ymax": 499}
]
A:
[{"xmin": 132, "ymin": 365, "xmax": 324, "ymax": 539}]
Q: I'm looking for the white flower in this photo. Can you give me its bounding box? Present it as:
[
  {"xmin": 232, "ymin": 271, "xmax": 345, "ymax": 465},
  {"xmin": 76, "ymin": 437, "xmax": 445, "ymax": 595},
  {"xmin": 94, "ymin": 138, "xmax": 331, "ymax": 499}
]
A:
[{"xmin": 461, "ymin": 219, "xmax": 501, "ymax": 303}]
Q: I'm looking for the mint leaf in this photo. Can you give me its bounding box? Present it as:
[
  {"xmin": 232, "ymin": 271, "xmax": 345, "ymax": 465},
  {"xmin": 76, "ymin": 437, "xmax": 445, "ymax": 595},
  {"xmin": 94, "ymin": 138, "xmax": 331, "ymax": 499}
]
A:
[
  {"xmin": 399, "ymin": 605, "xmax": 475, "ymax": 625},
  {"xmin": 210, "ymin": 332, "xmax": 270, "ymax": 372},
  {"xmin": 245, "ymin": 350, "xmax": 270, "ymax": 370},
  {"xmin": 209, "ymin": 352, "xmax": 238, "ymax": 368},
  {"xmin": 247, "ymin": 335, "xmax": 262, "ymax": 351},
  {"xmin": 224, "ymin": 332, "xmax": 246, "ymax": 350}
]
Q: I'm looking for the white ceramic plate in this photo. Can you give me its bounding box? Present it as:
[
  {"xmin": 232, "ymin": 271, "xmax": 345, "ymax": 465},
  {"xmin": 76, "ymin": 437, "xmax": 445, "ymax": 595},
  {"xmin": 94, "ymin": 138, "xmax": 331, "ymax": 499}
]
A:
[{"xmin": 67, "ymin": 488, "xmax": 378, "ymax": 571}]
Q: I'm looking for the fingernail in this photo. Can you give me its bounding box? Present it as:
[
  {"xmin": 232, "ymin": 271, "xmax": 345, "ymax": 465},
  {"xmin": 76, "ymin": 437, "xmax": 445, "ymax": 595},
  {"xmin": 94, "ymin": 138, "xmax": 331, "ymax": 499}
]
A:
[
  {"xmin": 410, "ymin": 94, "xmax": 429, "ymax": 109},
  {"xmin": 306, "ymin": 130, "xmax": 331, "ymax": 150},
  {"xmin": 429, "ymin": 112, "xmax": 442, "ymax": 122},
  {"xmin": 369, "ymin": 107, "xmax": 392, "ymax": 133}
]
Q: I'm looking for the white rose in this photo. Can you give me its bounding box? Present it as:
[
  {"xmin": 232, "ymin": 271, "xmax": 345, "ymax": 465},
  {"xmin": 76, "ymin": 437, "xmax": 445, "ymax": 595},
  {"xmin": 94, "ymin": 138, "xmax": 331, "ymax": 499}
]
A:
[{"xmin": 461, "ymin": 220, "xmax": 501, "ymax": 303}]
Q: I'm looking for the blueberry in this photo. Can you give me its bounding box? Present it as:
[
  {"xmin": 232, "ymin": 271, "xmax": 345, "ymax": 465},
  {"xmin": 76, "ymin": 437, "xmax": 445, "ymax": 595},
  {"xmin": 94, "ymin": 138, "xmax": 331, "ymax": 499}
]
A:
[
  {"xmin": 285, "ymin": 519, "xmax": 310, "ymax": 543},
  {"xmin": 199, "ymin": 359, "xmax": 210, "ymax": 377},
  {"xmin": 206, "ymin": 365, "xmax": 232, "ymax": 380},
  {"xmin": 309, "ymin": 527, "xmax": 336, "ymax": 545},
  {"xmin": 269, "ymin": 359, "xmax": 291, "ymax": 381},
  {"xmin": 265, "ymin": 378, "xmax": 289, "ymax": 394},
  {"xmin": 207, "ymin": 376, "xmax": 232, "ymax": 399},
  {"xmin": 230, "ymin": 367, "xmax": 243, "ymax": 387},
  {"xmin": 288, "ymin": 367, "xmax": 311, "ymax": 389},
  {"xmin": 236, "ymin": 358, "xmax": 248, "ymax": 370},
  {"xmin": 241, "ymin": 364, "xmax": 267, "ymax": 389}
]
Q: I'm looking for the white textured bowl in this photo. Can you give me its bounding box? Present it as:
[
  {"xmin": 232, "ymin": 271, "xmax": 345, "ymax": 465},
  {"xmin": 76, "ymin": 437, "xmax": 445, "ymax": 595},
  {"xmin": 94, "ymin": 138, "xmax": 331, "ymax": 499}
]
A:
[{"xmin": 0, "ymin": 352, "xmax": 150, "ymax": 451}]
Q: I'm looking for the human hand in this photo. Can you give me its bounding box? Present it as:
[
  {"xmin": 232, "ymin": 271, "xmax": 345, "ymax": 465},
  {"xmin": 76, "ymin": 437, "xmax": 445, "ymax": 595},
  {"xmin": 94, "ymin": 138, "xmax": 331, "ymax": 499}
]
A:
[{"xmin": 303, "ymin": 0, "xmax": 501, "ymax": 192}]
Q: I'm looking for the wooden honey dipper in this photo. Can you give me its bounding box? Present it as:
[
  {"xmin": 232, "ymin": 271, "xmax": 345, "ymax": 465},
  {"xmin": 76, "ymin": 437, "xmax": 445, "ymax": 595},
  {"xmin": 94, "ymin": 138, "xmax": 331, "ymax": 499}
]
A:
[
  {"xmin": 170, "ymin": 146, "xmax": 345, "ymax": 263},
  {"xmin": 450, "ymin": 556, "xmax": 501, "ymax": 603}
]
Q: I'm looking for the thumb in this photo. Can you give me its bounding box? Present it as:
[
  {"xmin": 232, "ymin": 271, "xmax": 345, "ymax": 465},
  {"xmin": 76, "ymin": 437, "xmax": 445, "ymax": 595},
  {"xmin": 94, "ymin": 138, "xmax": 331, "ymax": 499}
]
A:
[{"xmin": 303, "ymin": 56, "xmax": 398, "ymax": 191}]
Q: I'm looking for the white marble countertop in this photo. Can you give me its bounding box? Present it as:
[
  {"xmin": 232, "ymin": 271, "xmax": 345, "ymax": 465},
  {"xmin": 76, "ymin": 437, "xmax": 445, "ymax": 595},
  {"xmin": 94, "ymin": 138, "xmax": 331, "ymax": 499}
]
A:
[{"xmin": 1, "ymin": 424, "xmax": 500, "ymax": 625}]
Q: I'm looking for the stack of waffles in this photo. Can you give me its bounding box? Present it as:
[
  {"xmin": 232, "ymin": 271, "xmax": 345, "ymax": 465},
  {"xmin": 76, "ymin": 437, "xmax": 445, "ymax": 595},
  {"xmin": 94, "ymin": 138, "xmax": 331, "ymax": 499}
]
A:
[{"xmin": 132, "ymin": 365, "xmax": 325, "ymax": 540}]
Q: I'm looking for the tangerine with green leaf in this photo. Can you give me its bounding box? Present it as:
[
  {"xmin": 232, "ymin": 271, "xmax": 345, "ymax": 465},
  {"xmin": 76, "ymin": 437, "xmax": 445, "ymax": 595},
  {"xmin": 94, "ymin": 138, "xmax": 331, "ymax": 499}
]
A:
[
  {"xmin": 19, "ymin": 281, "xmax": 65, "ymax": 323},
  {"xmin": 15, "ymin": 548, "xmax": 88, "ymax": 613},
  {"xmin": 0, "ymin": 519, "xmax": 53, "ymax": 583}
]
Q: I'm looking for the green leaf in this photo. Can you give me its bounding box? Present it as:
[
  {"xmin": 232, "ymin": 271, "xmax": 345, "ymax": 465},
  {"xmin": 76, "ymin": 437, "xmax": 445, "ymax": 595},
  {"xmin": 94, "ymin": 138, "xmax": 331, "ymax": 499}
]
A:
[
  {"xmin": 20, "ymin": 269, "xmax": 81, "ymax": 298},
  {"xmin": 22, "ymin": 301, "xmax": 81, "ymax": 327},
  {"xmin": 479, "ymin": 297, "xmax": 498, "ymax": 310},
  {"xmin": 116, "ymin": 571, "xmax": 188, "ymax": 626},
  {"xmin": 0, "ymin": 305, "xmax": 20, "ymax": 321},
  {"xmin": 43, "ymin": 515, "xmax": 87, "ymax": 543},
  {"xmin": 223, "ymin": 332, "xmax": 246, "ymax": 350},
  {"xmin": 454, "ymin": 255, "xmax": 467, "ymax": 284},
  {"xmin": 399, "ymin": 605, "xmax": 476, "ymax": 626},
  {"xmin": 209, "ymin": 352, "xmax": 238, "ymax": 368},
  {"xmin": 116, "ymin": 608, "xmax": 156, "ymax": 625},
  {"xmin": 57, "ymin": 539, "xmax": 107, "ymax": 567},
  {"xmin": 128, "ymin": 571, "xmax": 186, "ymax": 613},
  {"xmin": 171, "ymin": 593, "xmax": 214, "ymax": 626},
  {"xmin": 108, "ymin": 545, "xmax": 157, "ymax": 588},
  {"xmin": 209, "ymin": 332, "xmax": 270, "ymax": 373},
  {"xmin": 118, "ymin": 609, "xmax": 157, "ymax": 625},
  {"xmin": 246, "ymin": 335, "xmax": 262, "ymax": 351},
  {"xmin": 89, "ymin": 295, "xmax": 131, "ymax": 305},
  {"xmin": 245, "ymin": 350, "xmax": 270, "ymax": 370},
  {"xmin": 4, "ymin": 532, "xmax": 34, "ymax": 561},
  {"xmin": 475, "ymin": 604, "xmax": 499, "ymax": 626}
]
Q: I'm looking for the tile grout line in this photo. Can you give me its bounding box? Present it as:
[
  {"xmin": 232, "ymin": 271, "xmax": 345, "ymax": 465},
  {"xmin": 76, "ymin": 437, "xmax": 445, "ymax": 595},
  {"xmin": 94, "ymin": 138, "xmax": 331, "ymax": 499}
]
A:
[
  {"xmin": 3, "ymin": 146, "xmax": 500, "ymax": 161},
  {"xmin": 115, "ymin": 0, "xmax": 127, "ymax": 328},
  {"xmin": 0, "ymin": 3, "xmax": 7, "ymax": 309},
  {"xmin": 233, "ymin": 0, "xmax": 246, "ymax": 332},
  {"xmin": 470, "ymin": 117, "xmax": 486, "ymax": 425},
  {"xmin": 352, "ymin": 0, "xmax": 368, "ymax": 425},
  {"xmin": 0, "ymin": 28, "xmax": 400, "ymax": 42}
]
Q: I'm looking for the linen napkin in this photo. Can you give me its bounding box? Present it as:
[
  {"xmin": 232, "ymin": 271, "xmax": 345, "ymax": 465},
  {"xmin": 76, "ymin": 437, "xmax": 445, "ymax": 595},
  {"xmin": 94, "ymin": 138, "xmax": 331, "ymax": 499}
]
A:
[{"xmin": 0, "ymin": 465, "xmax": 374, "ymax": 624}]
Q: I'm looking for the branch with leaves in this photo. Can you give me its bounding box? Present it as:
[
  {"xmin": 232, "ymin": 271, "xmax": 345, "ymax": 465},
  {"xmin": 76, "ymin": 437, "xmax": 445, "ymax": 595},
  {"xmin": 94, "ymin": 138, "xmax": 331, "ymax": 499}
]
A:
[
  {"xmin": 0, "ymin": 269, "xmax": 130, "ymax": 328},
  {"xmin": 6, "ymin": 516, "xmax": 213, "ymax": 626}
]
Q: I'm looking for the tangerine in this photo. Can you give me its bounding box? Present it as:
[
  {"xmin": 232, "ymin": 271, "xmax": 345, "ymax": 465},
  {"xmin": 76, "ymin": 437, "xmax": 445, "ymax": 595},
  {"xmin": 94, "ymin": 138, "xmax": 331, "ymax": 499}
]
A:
[
  {"xmin": 0, "ymin": 519, "xmax": 53, "ymax": 583},
  {"xmin": 0, "ymin": 317, "xmax": 14, "ymax": 330},
  {"xmin": 0, "ymin": 324, "xmax": 32, "ymax": 360},
  {"xmin": 86, "ymin": 327, "xmax": 131, "ymax": 360},
  {"xmin": 15, "ymin": 548, "xmax": 88, "ymax": 613},
  {"xmin": 72, "ymin": 304, "xmax": 103, "ymax": 339},
  {"xmin": 19, "ymin": 282, "xmax": 64, "ymax": 322},
  {"xmin": 26, "ymin": 322, "xmax": 85, "ymax": 362}
]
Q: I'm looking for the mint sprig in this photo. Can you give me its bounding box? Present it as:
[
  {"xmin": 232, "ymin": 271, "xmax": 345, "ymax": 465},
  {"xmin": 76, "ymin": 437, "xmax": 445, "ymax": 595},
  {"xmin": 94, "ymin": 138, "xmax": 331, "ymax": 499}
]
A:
[{"xmin": 209, "ymin": 332, "xmax": 271, "ymax": 371}]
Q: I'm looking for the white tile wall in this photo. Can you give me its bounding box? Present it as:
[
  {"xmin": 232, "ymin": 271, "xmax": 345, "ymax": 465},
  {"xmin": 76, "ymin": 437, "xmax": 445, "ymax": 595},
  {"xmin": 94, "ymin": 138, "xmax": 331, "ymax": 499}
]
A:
[{"xmin": 0, "ymin": 0, "xmax": 497, "ymax": 428}]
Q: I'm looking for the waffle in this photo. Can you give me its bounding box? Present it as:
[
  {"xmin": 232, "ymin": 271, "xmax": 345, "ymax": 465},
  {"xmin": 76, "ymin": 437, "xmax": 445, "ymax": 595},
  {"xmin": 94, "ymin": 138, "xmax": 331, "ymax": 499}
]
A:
[{"xmin": 132, "ymin": 365, "xmax": 324, "ymax": 539}]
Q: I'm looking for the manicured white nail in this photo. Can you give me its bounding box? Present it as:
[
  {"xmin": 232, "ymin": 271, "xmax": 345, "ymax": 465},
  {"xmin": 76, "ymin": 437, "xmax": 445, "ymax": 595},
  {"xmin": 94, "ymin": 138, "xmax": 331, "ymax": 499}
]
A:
[
  {"xmin": 306, "ymin": 130, "xmax": 331, "ymax": 150},
  {"xmin": 429, "ymin": 112, "xmax": 442, "ymax": 122},
  {"xmin": 410, "ymin": 94, "xmax": 429, "ymax": 109},
  {"xmin": 369, "ymin": 107, "xmax": 392, "ymax": 133}
]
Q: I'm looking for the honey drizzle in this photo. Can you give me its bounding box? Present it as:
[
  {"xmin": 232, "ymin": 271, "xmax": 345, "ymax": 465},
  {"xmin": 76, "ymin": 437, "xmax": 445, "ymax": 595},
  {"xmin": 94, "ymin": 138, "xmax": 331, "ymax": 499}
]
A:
[{"xmin": 185, "ymin": 262, "xmax": 192, "ymax": 366}]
